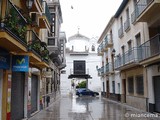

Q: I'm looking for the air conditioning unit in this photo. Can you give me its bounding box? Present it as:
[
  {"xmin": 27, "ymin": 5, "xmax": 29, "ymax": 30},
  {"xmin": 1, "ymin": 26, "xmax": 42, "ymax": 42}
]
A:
[{"xmin": 30, "ymin": 12, "xmax": 39, "ymax": 27}]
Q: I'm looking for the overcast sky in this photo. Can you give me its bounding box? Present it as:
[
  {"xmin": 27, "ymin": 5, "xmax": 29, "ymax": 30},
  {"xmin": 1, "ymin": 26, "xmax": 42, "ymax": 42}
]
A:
[{"xmin": 60, "ymin": 0, "xmax": 123, "ymax": 39}]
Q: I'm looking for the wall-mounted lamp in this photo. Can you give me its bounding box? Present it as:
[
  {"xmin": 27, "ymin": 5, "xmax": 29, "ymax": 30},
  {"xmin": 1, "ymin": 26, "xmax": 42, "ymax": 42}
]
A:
[{"xmin": 26, "ymin": 0, "xmax": 34, "ymax": 9}]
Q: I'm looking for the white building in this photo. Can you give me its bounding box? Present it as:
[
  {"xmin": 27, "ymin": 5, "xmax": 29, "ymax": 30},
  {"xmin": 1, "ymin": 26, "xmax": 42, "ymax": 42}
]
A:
[{"xmin": 61, "ymin": 32, "xmax": 101, "ymax": 95}]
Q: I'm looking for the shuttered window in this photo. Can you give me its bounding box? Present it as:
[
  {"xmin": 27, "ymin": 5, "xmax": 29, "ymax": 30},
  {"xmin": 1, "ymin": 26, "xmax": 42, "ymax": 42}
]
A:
[
  {"xmin": 128, "ymin": 76, "xmax": 134, "ymax": 94},
  {"xmin": 136, "ymin": 75, "xmax": 144, "ymax": 95}
]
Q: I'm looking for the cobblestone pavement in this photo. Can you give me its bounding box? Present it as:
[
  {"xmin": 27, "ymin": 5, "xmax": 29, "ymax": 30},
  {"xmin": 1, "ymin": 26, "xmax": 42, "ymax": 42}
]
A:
[{"xmin": 29, "ymin": 94, "xmax": 160, "ymax": 120}]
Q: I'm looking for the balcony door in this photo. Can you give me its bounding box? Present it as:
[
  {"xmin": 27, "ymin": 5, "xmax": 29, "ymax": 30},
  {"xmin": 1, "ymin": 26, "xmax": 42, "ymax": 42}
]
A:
[{"xmin": 121, "ymin": 46, "xmax": 125, "ymax": 65}]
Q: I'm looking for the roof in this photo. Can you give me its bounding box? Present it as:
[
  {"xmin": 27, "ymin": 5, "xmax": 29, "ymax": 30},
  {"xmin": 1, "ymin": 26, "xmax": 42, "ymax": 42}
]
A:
[
  {"xmin": 68, "ymin": 33, "xmax": 89, "ymax": 42},
  {"xmin": 114, "ymin": 0, "xmax": 129, "ymax": 18}
]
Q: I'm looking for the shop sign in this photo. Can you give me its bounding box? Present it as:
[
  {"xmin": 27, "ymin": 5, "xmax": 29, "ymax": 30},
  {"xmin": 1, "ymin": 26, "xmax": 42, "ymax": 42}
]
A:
[{"xmin": 12, "ymin": 55, "xmax": 29, "ymax": 72}]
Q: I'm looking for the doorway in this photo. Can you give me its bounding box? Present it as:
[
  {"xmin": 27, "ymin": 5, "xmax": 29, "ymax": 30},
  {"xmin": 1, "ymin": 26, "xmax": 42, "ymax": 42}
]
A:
[
  {"xmin": 11, "ymin": 72, "xmax": 25, "ymax": 120},
  {"xmin": 107, "ymin": 81, "xmax": 110, "ymax": 98},
  {"xmin": 123, "ymin": 79, "xmax": 126, "ymax": 103},
  {"xmin": 154, "ymin": 76, "xmax": 160, "ymax": 112}
]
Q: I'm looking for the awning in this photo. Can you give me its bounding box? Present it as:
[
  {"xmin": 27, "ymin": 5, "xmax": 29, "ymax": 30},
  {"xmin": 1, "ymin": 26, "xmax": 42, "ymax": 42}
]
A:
[{"xmin": 68, "ymin": 74, "xmax": 92, "ymax": 79}]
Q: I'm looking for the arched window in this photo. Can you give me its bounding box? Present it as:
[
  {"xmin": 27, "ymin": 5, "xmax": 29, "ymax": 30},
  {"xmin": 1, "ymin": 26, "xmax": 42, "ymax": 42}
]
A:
[{"xmin": 91, "ymin": 45, "xmax": 95, "ymax": 51}]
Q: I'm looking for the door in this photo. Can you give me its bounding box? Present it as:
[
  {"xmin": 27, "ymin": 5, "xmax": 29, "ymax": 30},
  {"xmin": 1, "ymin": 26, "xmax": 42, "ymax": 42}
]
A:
[
  {"xmin": 123, "ymin": 79, "xmax": 126, "ymax": 103},
  {"xmin": 107, "ymin": 81, "xmax": 109, "ymax": 98},
  {"xmin": 0, "ymin": 70, "xmax": 3, "ymax": 120},
  {"xmin": 11, "ymin": 72, "xmax": 25, "ymax": 120},
  {"xmin": 154, "ymin": 76, "xmax": 160, "ymax": 112},
  {"xmin": 31, "ymin": 74, "xmax": 38, "ymax": 114}
]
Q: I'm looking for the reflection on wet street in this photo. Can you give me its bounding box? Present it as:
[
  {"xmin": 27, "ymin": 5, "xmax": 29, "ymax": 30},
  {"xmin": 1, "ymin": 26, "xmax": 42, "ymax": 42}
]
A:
[{"xmin": 29, "ymin": 94, "xmax": 160, "ymax": 120}]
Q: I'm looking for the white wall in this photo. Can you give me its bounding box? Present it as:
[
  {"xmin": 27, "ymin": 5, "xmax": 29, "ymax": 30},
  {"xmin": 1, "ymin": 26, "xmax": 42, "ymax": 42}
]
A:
[
  {"xmin": 0, "ymin": 70, "xmax": 3, "ymax": 120},
  {"xmin": 61, "ymin": 36, "xmax": 101, "ymax": 94},
  {"xmin": 68, "ymin": 39, "xmax": 89, "ymax": 52}
]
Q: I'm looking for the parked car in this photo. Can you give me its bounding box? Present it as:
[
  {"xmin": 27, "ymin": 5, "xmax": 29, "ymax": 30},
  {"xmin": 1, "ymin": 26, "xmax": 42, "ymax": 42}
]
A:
[{"xmin": 76, "ymin": 88, "xmax": 99, "ymax": 97}]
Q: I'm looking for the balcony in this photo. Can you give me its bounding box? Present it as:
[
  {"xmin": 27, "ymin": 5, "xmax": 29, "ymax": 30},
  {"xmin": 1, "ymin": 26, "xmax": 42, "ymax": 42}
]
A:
[
  {"xmin": 124, "ymin": 19, "xmax": 130, "ymax": 32},
  {"xmin": 47, "ymin": 37, "xmax": 63, "ymax": 65},
  {"xmin": 114, "ymin": 47, "xmax": 142, "ymax": 70},
  {"xmin": 118, "ymin": 26, "xmax": 124, "ymax": 38},
  {"xmin": 97, "ymin": 66, "xmax": 104, "ymax": 76},
  {"xmin": 47, "ymin": 37, "xmax": 60, "ymax": 53},
  {"xmin": 97, "ymin": 42, "xmax": 104, "ymax": 56},
  {"xmin": 27, "ymin": 30, "xmax": 49, "ymax": 68},
  {"xmin": 104, "ymin": 35, "xmax": 113, "ymax": 49},
  {"xmin": 139, "ymin": 34, "xmax": 160, "ymax": 65},
  {"xmin": 104, "ymin": 63, "xmax": 113, "ymax": 75},
  {"xmin": 0, "ymin": 1, "xmax": 28, "ymax": 53},
  {"xmin": 134, "ymin": 0, "xmax": 160, "ymax": 24},
  {"xmin": 131, "ymin": 9, "xmax": 138, "ymax": 24},
  {"xmin": 38, "ymin": 1, "xmax": 51, "ymax": 29},
  {"xmin": 69, "ymin": 68, "xmax": 92, "ymax": 79}
]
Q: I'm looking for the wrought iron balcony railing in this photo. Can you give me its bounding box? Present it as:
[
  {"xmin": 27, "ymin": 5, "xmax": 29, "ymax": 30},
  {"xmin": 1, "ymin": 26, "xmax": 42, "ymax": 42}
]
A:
[
  {"xmin": 27, "ymin": 30, "xmax": 49, "ymax": 62},
  {"xmin": 139, "ymin": 34, "xmax": 160, "ymax": 61},
  {"xmin": 104, "ymin": 63, "xmax": 113, "ymax": 74},
  {"xmin": 114, "ymin": 47, "xmax": 142, "ymax": 69},
  {"xmin": 136, "ymin": 0, "xmax": 153, "ymax": 18},
  {"xmin": 97, "ymin": 66, "xmax": 104, "ymax": 76},
  {"xmin": 97, "ymin": 42, "xmax": 104, "ymax": 54},
  {"xmin": 104, "ymin": 35, "xmax": 113, "ymax": 48},
  {"xmin": 1, "ymin": 1, "xmax": 27, "ymax": 44},
  {"xmin": 131, "ymin": 0, "xmax": 153, "ymax": 23}
]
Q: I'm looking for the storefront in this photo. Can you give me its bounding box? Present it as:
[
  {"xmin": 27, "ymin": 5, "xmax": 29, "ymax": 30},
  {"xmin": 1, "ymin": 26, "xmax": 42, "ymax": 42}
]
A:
[
  {"xmin": 0, "ymin": 48, "xmax": 10, "ymax": 120},
  {"xmin": 11, "ymin": 55, "xmax": 29, "ymax": 120},
  {"xmin": 31, "ymin": 74, "xmax": 38, "ymax": 114}
]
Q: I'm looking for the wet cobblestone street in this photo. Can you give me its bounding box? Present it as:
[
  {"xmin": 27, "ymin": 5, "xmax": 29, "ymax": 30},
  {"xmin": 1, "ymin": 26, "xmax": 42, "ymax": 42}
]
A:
[{"xmin": 29, "ymin": 94, "xmax": 160, "ymax": 120}]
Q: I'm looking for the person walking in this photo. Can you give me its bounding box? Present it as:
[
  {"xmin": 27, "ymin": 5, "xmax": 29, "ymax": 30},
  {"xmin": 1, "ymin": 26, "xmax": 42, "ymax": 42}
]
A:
[{"xmin": 46, "ymin": 95, "xmax": 50, "ymax": 107}]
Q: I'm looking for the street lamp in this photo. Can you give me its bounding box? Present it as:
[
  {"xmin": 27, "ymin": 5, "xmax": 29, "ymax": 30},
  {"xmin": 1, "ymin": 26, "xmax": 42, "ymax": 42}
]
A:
[{"xmin": 26, "ymin": 0, "xmax": 34, "ymax": 9}]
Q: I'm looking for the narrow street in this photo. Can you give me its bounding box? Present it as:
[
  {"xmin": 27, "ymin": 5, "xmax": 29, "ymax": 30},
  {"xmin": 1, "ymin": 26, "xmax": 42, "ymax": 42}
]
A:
[{"xmin": 29, "ymin": 93, "xmax": 160, "ymax": 120}]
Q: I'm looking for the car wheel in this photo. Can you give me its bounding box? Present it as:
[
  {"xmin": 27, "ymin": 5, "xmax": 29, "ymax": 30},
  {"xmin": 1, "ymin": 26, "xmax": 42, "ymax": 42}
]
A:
[{"xmin": 79, "ymin": 94, "xmax": 82, "ymax": 97}]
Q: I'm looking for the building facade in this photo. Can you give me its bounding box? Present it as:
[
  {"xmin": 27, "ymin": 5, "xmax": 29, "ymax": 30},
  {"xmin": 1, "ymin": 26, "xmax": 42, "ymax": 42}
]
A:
[
  {"xmin": 61, "ymin": 33, "xmax": 101, "ymax": 95},
  {"xmin": 0, "ymin": 0, "xmax": 65, "ymax": 119},
  {"xmin": 97, "ymin": 0, "xmax": 160, "ymax": 112}
]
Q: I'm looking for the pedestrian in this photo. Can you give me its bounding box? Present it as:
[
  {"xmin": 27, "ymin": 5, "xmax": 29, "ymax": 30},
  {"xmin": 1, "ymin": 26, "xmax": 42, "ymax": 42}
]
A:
[{"xmin": 46, "ymin": 95, "xmax": 50, "ymax": 107}]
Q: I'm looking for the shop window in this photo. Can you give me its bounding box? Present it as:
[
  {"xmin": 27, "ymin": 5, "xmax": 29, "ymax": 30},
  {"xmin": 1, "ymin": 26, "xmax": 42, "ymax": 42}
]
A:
[
  {"xmin": 128, "ymin": 76, "xmax": 134, "ymax": 94},
  {"xmin": 136, "ymin": 75, "xmax": 144, "ymax": 95}
]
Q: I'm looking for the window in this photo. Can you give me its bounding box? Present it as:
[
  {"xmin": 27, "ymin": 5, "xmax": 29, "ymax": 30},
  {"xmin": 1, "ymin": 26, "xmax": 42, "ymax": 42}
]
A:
[
  {"xmin": 110, "ymin": 30, "xmax": 113, "ymax": 41},
  {"xmin": 91, "ymin": 45, "xmax": 95, "ymax": 51},
  {"xmin": 118, "ymin": 83, "xmax": 120, "ymax": 94},
  {"xmin": 48, "ymin": 38, "xmax": 55, "ymax": 45},
  {"xmin": 135, "ymin": 33, "xmax": 141, "ymax": 47},
  {"xmin": 128, "ymin": 76, "xmax": 134, "ymax": 93},
  {"xmin": 136, "ymin": 75, "xmax": 144, "ymax": 95},
  {"xmin": 128, "ymin": 40, "xmax": 132, "ymax": 55},
  {"xmin": 126, "ymin": 8, "xmax": 130, "ymax": 20},
  {"xmin": 72, "ymin": 46, "xmax": 74, "ymax": 51},
  {"xmin": 112, "ymin": 81, "xmax": 115, "ymax": 93}
]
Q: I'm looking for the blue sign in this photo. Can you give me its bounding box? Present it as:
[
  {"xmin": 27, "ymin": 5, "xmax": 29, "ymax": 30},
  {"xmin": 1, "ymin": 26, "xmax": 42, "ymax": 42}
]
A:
[
  {"xmin": 0, "ymin": 48, "xmax": 10, "ymax": 69},
  {"xmin": 0, "ymin": 50, "xmax": 10, "ymax": 69},
  {"xmin": 12, "ymin": 55, "xmax": 29, "ymax": 72}
]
